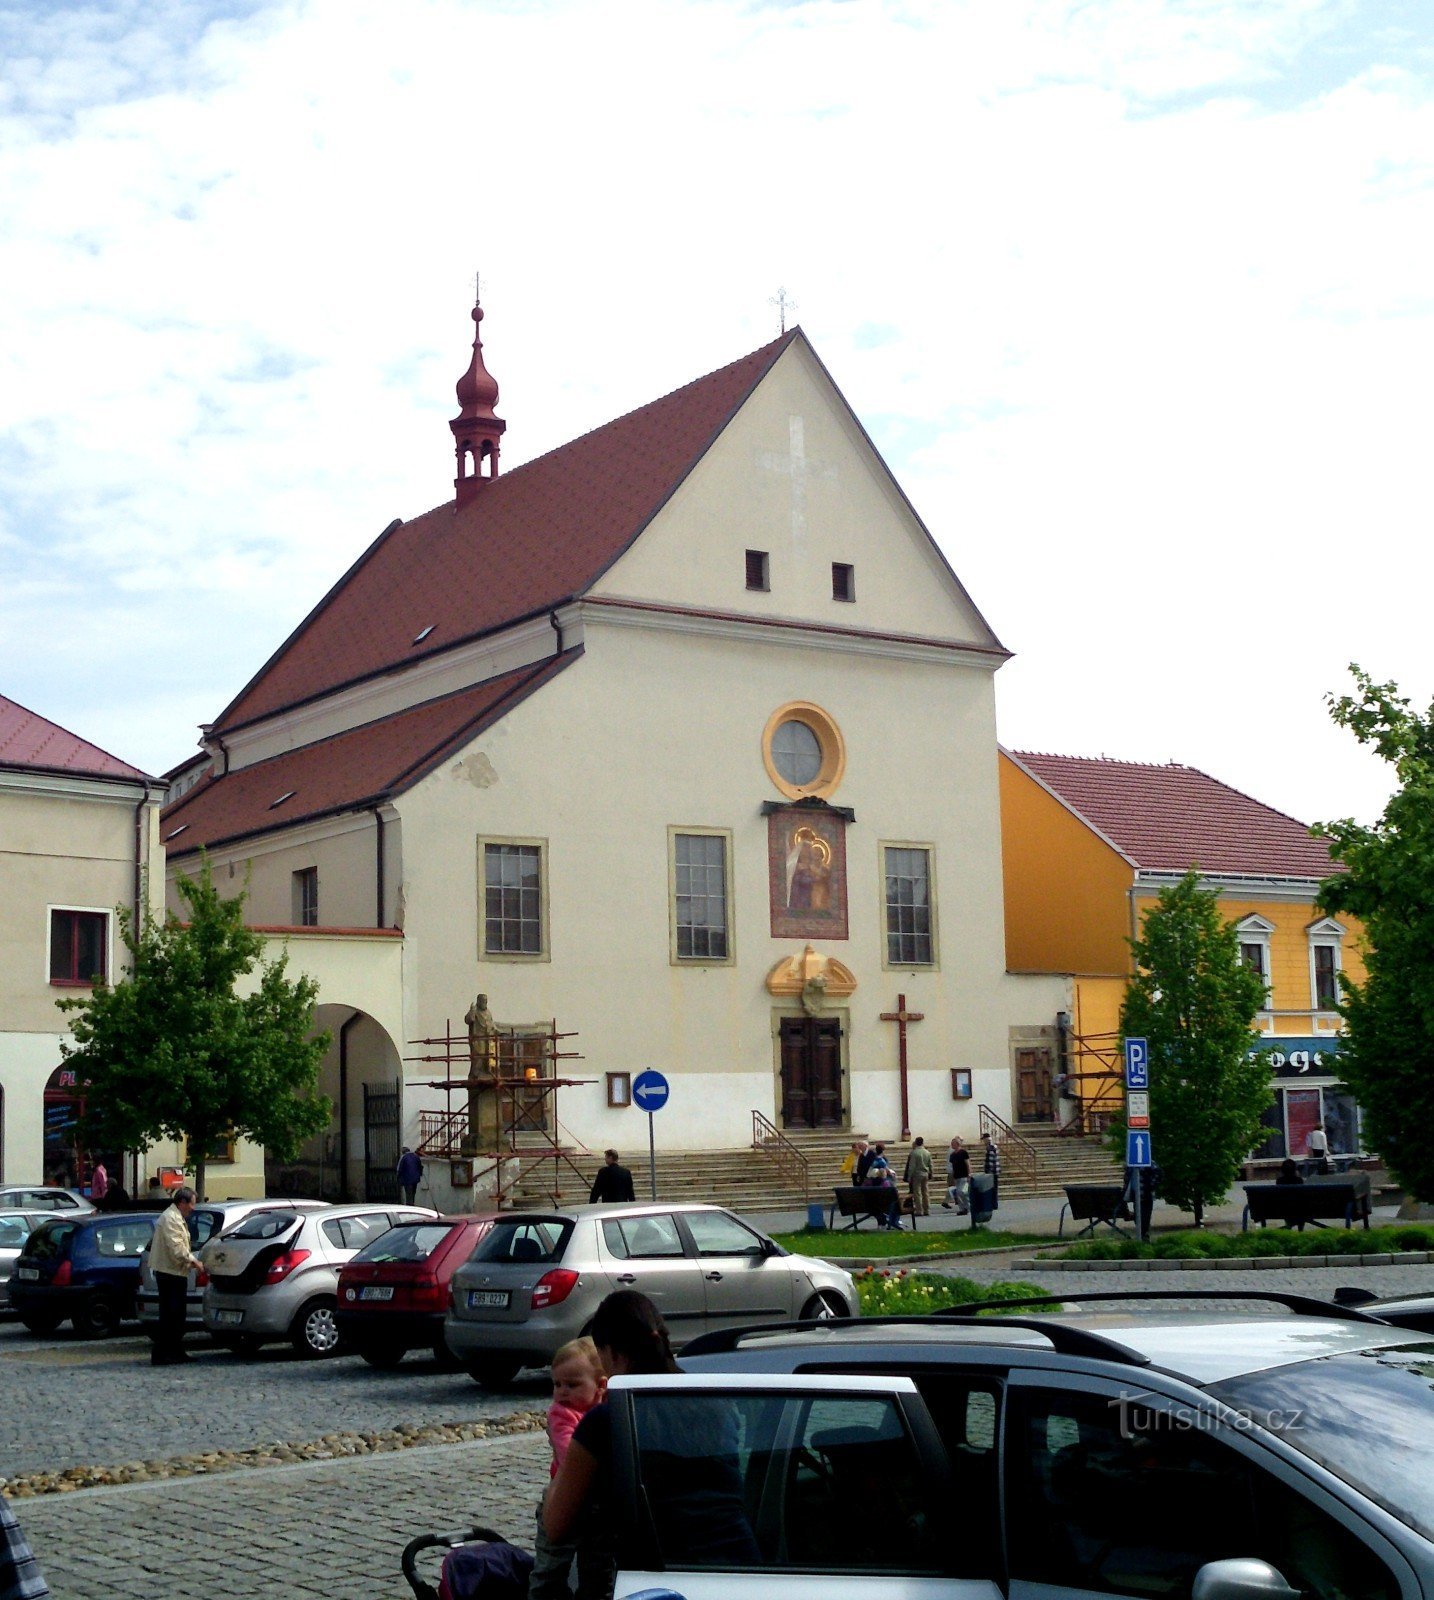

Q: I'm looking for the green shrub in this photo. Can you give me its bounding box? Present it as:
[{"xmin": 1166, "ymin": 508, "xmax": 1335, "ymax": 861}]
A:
[
  {"xmin": 854, "ymin": 1269, "xmax": 1049, "ymax": 1317},
  {"xmin": 1393, "ymin": 1227, "xmax": 1434, "ymax": 1252}
]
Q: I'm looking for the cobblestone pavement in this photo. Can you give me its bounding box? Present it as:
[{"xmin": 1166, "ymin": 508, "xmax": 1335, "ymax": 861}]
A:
[
  {"xmin": 18, "ymin": 1430, "xmax": 551, "ymax": 1600},
  {"xmin": 0, "ymin": 1321, "xmax": 549, "ymax": 1476}
]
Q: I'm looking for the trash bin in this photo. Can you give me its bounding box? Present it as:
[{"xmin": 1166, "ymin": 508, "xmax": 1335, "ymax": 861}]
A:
[{"xmin": 806, "ymin": 1202, "xmax": 826, "ymax": 1229}]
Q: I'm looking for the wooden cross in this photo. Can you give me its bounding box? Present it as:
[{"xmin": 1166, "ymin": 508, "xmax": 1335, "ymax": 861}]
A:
[{"xmin": 880, "ymin": 994, "xmax": 924, "ymax": 1140}]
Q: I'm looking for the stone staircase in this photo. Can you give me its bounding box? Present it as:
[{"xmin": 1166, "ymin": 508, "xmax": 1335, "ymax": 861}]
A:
[{"xmin": 508, "ymin": 1119, "xmax": 1122, "ymax": 1214}]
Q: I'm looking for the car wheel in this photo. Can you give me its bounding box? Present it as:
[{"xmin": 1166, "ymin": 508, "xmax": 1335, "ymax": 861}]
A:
[
  {"xmin": 358, "ymin": 1343, "xmax": 406, "ymax": 1369},
  {"xmin": 219, "ymin": 1335, "xmax": 262, "ymax": 1357},
  {"xmin": 292, "ymin": 1297, "xmax": 344, "ymax": 1359},
  {"xmin": 465, "ymin": 1356, "xmax": 521, "ymax": 1388},
  {"xmin": 73, "ymin": 1294, "xmax": 121, "ymax": 1339},
  {"xmin": 19, "ymin": 1311, "xmax": 62, "ymax": 1336},
  {"xmin": 801, "ymin": 1292, "xmax": 850, "ymax": 1322}
]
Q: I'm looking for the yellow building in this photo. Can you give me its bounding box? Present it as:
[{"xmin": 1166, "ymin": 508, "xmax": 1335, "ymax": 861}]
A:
[{"xmin": 1000, "ymin": 750, "xmax": 1367, "ymax": 1161}]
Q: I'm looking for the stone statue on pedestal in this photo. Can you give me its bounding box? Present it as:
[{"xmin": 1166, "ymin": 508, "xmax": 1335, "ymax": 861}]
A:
[{"xmin": 463, "ymin": 993, "xmax": 502, "ymax": 1153}]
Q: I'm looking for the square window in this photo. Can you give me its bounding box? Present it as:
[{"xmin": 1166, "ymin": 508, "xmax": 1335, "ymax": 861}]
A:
[
  {"xmin": 483, "ymin": 842, "xmax": 544, "ymax": 955},
  {"xmin": 673, "ymin": 832, "xmax": 729, "ymax": 961},
  {"xmin": 832, "ymin": 562, "xmax": 855, "ymax": 602},
  {"xmin": 49, "ymin": 910, "xmax": 108, "ymax": 985},
  {"xmin": 883, "ymin": 847, "xmax": 934, "ymax": 965},
  {"xmin": 745, "ymin": 549, "xmax": 770, "ymax": 591},
  {"xmin": 292, "ymin": 867, "xmax": 318, "ymax": 927}
]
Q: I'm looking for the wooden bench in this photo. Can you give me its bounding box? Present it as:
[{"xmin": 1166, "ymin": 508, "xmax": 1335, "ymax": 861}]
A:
[
  {"xmin": 1242, "ymin": 1174, "xmax": 1372, "ymax": 1231},
  {"xmin": 1058, "ymin": 1183, "xmax": 1131, "ymax": 1239},
  {"xmin": 828, "ymin": 1186, "xmax": 913, "ymax": 1231}
]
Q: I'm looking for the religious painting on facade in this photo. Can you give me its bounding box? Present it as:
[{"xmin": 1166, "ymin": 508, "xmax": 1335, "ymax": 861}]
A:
[{"xmin": 768, "ymin": 807, "xmax": 849, "ymax": 939}]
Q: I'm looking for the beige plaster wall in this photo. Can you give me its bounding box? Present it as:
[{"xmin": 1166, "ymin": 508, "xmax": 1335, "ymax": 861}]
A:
[
  {"xmin": 396, "ymin": 613, "xmax": 1011, "ymax": 1152},
  {"xmin": 590, "ymin": 339, "xmax": 1001, "ymax": 652}
]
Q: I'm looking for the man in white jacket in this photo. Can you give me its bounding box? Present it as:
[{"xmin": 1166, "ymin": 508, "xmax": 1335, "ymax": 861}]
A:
[{"xmin": 150, "ymin": 1186, "xmax": 204, "ymax": 1367}]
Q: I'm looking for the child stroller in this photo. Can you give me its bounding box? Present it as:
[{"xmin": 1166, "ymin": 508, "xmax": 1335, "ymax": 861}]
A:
[{"xmin": 401, "ymin": 1525, "xmax": 533, "ymax": 1600}]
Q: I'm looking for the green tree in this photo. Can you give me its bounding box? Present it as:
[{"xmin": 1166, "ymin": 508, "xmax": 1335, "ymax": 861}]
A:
[
  {"xmin": 1117, "ymin": 872, "xmax": 1272, "ymax": 1226},
  {"xmin": 1315, "ymin": 666, "xmax": 1434, "ymax": 1202},
  {"xmin": 59, "ymin": 857, "xmax": 331, "ymax": 1200}
]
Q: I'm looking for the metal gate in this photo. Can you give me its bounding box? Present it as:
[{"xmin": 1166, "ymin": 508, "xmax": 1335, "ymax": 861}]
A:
[{"xmin": 363, "ymin": 1078, "xmax": 401, "ymax": 1202}]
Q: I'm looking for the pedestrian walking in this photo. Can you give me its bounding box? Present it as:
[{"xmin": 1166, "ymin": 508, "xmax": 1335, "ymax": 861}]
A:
[
  {"xmin": 89, "ymin": 1159, "xmax": 108, "ymax": 1206},
  {"xmin": 980, "ymin": 1131, "xmax": 1000, "ymax": 1208},
  {"xmin": 396, "ymin": 1145, "xmax": 423, "ymax": 1204},
  {"xmin": 942, "ymin": 1136, "xmax": 971, "ymax": 1214},
  {"xmin": 589, "ymin": 1149, "xmax": 636, "ymax": 1204},
  {"xmin": 902, "ymin": 1136, "xmax": 933, "ymax": 1217},
  {"xmin": 149, "ymin": 1185, "xmax": 204, "ymax": 1366}
]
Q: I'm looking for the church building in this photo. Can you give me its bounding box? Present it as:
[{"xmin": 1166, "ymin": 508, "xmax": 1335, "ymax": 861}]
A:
[{"xmin": 161, "ymin": 299, "xmax": 1038, "ymax": 1205}]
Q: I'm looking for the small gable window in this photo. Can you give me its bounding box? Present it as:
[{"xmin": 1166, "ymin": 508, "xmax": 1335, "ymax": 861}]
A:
[
  {"xmin": 745, "ymin": 549, "xmax": 770, "ymax": 592},
  {"xmin": 832, "ymin": 562, "xmax": 855, "ymax": 603}
]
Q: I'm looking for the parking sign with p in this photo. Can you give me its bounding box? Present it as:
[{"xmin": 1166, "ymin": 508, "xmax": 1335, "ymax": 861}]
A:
[{"xmin": 1124, "ymin": 1036, "xmax": 1148, "ymax": 1091}]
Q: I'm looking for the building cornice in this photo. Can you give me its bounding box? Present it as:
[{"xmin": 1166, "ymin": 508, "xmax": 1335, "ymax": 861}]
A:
[
  {"xmin": 0, "ymin": 768, "xmax": 160, "ymax": 806},
  {"xmin": 1134, "ymin": 869, "xmax": 1329, "ymax": 904}
]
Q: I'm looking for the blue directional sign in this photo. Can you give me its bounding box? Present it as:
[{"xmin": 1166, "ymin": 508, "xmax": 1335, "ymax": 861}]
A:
[
  {"xmin": 1123, "ymin": 1036, "xmax": 1149, "ymax": 1091},
  {"xmin": 1126, "ymin": 1130, "xmax": 1154, "ymax": 1168},
  {"xmin": 632, "ymin": 1070, "xmax": 670, "ymax": 1112}
]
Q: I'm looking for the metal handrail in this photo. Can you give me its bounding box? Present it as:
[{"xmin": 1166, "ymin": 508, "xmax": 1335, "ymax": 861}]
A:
[
  {"xmin": 751, "ymin": 1109, "xmax": 811, "ymax": 1203},
  {"xmin": 978, "ymin": 1103, "xmax": 1039, "ymax": 1185}
]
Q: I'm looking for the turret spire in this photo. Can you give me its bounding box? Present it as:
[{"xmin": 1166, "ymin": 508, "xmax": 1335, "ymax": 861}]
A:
[{"xmin": 450, "ymin": 277, "xmax": 506, "ymax": 508}]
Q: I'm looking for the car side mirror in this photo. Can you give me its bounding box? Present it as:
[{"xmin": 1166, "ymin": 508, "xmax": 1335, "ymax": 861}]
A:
[{"xmin": 1193, "ymin": 1559, "xmax": 1302, "ymax": 1600}]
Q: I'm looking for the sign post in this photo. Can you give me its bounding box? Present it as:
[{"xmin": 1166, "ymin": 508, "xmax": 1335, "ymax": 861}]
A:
[
  {"xmin": 1123, "ymin": 1038, "xmax": 1152, "ymax": 1242},
  {"xmin": 632, "ymin": 1070, "xmax": 670, "ymax": 1201}
]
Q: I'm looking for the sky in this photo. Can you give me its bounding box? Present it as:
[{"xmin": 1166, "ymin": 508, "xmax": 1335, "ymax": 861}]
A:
[{"xmin": 2, "ymin": 0, "xmax": 1430, "ymax": 827}]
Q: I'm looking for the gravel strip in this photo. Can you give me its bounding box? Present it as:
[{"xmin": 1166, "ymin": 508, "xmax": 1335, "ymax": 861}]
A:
[{"xmin": 0, "ymin": 1410, "xmax": 545, "ymax": 1499}]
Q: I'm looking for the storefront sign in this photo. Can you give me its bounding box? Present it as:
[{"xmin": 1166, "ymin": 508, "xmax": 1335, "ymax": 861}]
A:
[{"xmin": 1248, "ymin": 1035, "xmax": 1342, "ymax": 1077}]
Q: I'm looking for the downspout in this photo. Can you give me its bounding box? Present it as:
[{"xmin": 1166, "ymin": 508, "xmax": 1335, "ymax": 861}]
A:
[
  {"xmin": 549, "ymin": 609, "xmax": 563, "ymax": 655},
  {"xmin": 371, "ymin": 805, "xmax": 385, "ymax": 927},
  {"xmin": 339, "ymin": 1010, "xmax": 361, "ymax": 1202},
  {"xmin": 130, "ymin": 782, "xmax": 158, "ymax": 1196}
]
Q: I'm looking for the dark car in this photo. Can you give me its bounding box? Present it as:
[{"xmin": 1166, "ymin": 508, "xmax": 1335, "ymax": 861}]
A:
[
  {"xmin": 1335, "ymin": 1284, "xmax": 1434, "ymax": 1334},
  {"xmin": 336, "ymin": 1215, "xmax": 495, "ymax": 1367},
  {"xmin": 9, "ymin": 1212, "xmax": 158, "ymax": 1337}
]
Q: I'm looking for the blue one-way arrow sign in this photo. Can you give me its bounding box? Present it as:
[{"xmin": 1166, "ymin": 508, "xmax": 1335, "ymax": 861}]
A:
[
  {"xmin": 632, "ymin": 1070, "xmax": 670, "ymax": 1112},
  {"xmin": 1126, "ymin": 1130, "xmax": 1154, "ymax": 1168}
]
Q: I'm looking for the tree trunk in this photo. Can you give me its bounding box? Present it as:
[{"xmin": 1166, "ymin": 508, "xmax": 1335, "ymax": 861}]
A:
[
  {"xmin": 193, "ymin": 1157, "xmax": 207, "ymax": 1202},
  {"xmin": 1193, "ymin": 1198, "xmax": 1204, "ymax": 1229}
]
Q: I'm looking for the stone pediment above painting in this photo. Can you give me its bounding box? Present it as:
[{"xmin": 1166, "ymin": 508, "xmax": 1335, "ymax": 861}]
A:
[{"xmin": 766, "ymin": 946, "xmax": 857, "ymax": 1017}]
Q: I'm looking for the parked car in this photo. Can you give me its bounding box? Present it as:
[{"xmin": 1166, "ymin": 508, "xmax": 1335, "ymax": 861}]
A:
[
  {"xmin": 615, "ymin": 1291, "xmax": 1434, "ymax": 1600},
  {"xmin": 1334, "ymin": 1285, "xmax": 1434, "ymax": 1336},
  {"xmin": 0, "ymin": 1185, "xmax": 93, "ymax": 1215},
  {"xmin": 135, "ymin": 1198, "xmax": 330, "ymax": 1334},
  {"xmin": 202, "ymin": 1203, "xmax": 437, "ymax": 1358},
  {"xmin": 444, "ymin": 1202, "xmax": 857, "ymax": 1387},
  {"xmin": 336, "ymin": 1215, "xmax": 496, "ymax": 1367},
  {"xmin": 0, "ymin": 1212, "xmax": 49, "ymax": 1312},
  {"xmin": 8, "ymin": 1212, "xmax": 157, "ymax": 1336}
]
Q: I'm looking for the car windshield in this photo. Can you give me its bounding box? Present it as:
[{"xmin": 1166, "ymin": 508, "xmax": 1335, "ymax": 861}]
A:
[
  {"xmin": 227, "ymin": 1210, "xmax": 302, "ymax": 1241},
  {"xmin": 470, "ymin": 1218, "xmax": 571, "ymax": 1265},
  {"xmin": 353, "ymin": 1223, "xmax": 454, "ymax": 1264},
  {"xmin": 1210, "ymin": 1345, "xmax": 1434, "ymax": 1540}
]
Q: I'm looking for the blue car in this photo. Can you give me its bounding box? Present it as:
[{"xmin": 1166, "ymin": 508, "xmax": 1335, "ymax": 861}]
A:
[{"xmin": 9, "ymin": 1211, "xmax": 158, "ymax": 1338}]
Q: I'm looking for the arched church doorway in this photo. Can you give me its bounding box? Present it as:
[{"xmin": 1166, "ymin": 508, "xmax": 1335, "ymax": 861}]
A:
[{"xmin": 267, "ymin": 1007, "xmax": 402, "ymax": 1202}]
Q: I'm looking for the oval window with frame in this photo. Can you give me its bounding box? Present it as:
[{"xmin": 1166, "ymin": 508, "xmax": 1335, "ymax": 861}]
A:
[{"xmin": 762, "ymin": 702, "xmax": 846, "ymax": 800}]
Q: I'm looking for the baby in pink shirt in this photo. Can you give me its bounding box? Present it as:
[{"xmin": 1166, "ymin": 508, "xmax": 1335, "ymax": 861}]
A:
[{"xmin": 530, "ymin": 1336, "xmax": 607, "ymax": 1598}]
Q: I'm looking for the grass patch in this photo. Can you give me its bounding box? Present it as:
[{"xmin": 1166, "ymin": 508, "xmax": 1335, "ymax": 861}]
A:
[
  {"xmin": 855, "ymin": 1269, "xmax": 1052, "ymax": 1316},
  {"xmin": 774, "ymin": 1227, "xmax": 1054, "ymax": 1259},
  {"xmin": 1059, "ymin": 1223, "xmax": 1434, "ymax": 1261}
]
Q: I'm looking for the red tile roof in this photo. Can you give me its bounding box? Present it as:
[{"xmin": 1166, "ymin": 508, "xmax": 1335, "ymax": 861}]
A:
[
  {"xmin": 164, "ymin": 652, "xmax": 578, "ymax": 857},
  {"xmin": 0, "ymin": 693, "xmax": 150, "ymax": 782},
  {"xmin": 1010, "ymin": 752, "xmax": 1338, "ymax": 879},
  {"xmin": 215, "ymin": 332, "xmax": 799, "ymax": 733}
]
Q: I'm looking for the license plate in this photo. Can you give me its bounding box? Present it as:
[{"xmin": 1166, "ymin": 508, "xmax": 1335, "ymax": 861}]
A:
[
  {"xmin": 467, "ymin": 1289, "xmax": 509, "ymax": 1309},
  {"xmin": 360, "ymin": 1285, "xmax": 394, "ymax": 1301},
  {"xmin": 14, "ymin": 1267, "xmax": 38, "ymax": 1280},
  {"xmin": 212, "ymin": 1308, "xmax": 244, "ymax": 1326}
]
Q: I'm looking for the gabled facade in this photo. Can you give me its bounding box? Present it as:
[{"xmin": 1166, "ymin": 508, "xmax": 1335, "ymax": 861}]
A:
[
  {"xmin": 163, "ymin": 301, "xmax": 1025, "ymax": 1207},
  {"xmin": 0, "ymin": 694, "xmax": 165, "ymax": 1188},
  {"xmin": 999, "ymin": 749, "xmax": 1368, "ymax": 1161}
]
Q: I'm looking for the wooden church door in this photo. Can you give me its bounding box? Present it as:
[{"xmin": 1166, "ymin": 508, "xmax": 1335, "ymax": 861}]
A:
[
  {"xmin": 1016, "ymin": 1047, "xmax": 1055, "ymax": 1123},
  {"xmin": 779, "ymin": 1017, "xmax": 843, "ymax": 1128}
]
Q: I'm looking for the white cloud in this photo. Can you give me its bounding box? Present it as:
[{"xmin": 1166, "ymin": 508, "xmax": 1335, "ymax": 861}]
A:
[{"xmin": 0, "ymin": 0, "xmax": 1430, "ymax": 821}]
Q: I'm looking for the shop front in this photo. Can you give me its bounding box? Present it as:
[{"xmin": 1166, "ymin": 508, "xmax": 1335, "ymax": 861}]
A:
[{"xmin": 1250, "ymin": 1037, "xmax": 1363, "ymax": 1164}]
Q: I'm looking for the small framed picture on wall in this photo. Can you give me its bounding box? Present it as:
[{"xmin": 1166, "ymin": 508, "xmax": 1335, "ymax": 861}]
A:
[
  {"xmin": 606, "ymin": 1072, "xmax": 632, "ymax": 1109},
  {"xmin": 450, "ymin": 1158, "xmax": 474, "ymax": 1188},
  {"xmin": 950, "ymin": 1068, "xmax": 973, "ymax": 1101}
]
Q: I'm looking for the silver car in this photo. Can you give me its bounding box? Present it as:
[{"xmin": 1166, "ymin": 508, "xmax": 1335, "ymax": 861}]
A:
[
  {"xmin": 0, "ymin": 1186, "xmax": 94, "ymax": 1215},
  {"xmin": 444, "ymin": 1202, "xmax": 857, "ymax": 1387},
  {"xmin": 203, "ymin": 1203, "xmax": 437, "ymax": 1357},
  {"xmin": 0, "ymin": 1211, "xmax": 49, "ymax": 1311},
  {"xmin": 136, "ymin": 1198, "xmax": 329, "ymax": 1334}
]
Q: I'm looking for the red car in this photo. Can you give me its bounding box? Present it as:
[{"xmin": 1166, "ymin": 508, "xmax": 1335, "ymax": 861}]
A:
[{"xmin": 336, "ymin": 1214, "xmax": 495, "ymax": 1367}]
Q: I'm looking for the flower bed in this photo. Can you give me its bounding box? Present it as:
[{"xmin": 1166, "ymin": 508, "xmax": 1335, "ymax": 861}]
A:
[
  {"xmin": 1059, "ymin": 1224, "xmax": 1434, "ymax": 1262},
  {"xmin": 855, "ymin": 1268, "xmax": 1050, "ymax": 1316},
  {"xmin": 772, "ymin": 1226, "xmax": 1052, "ymax": 1259}
]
